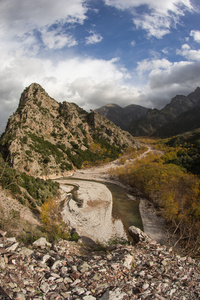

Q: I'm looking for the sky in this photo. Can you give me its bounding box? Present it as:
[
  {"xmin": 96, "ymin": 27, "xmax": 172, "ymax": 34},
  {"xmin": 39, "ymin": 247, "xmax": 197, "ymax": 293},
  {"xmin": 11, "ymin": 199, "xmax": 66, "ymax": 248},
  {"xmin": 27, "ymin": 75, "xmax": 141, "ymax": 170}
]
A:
[{"xmin": 0, "ymin": 0, "xmax": 200, "ymax": 132}]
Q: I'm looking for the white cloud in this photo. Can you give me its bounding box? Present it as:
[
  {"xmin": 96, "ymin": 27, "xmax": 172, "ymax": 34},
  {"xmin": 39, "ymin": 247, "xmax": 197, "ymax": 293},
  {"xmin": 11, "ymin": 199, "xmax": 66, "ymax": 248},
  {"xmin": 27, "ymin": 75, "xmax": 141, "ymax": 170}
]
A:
[
  {"xmin": 104, "ymin": 0, "xmax": 193, "ymax": 14},
  {"xmin": 142, "ymin": 60, "xmax": 200, "ymax": 107},
  {"xmin": 137, "ymin": 58, "xmax": 173, "ymax": 75},
  {"xmin": 0, "ymin": 0, "xmax": 88, "ymax": 37},
  {"xmin": 131, "ymin": 40, "xmax": 136, "ymax": 46},
  {"xmin": 1, "ymin": 47, "xmax": 200, "ymax": 132},
  {"xmin": 85, "ymin": 31, "xmax": 103, "ymax": 45},
  {"xmin": 41, "ymin": 29, "xmax": 77, "ymax": 49},
  {"xmin": 134, "ymin": 50, "xmax": 200, "ymax": 108},
  {"xmin": 177, "ymin": 44, "xmax": 200, "ymax": 61},
  {"xmin": 190, "ymin": 30, "xmax": 200, "ymax": 43},
  {"xmin": 104, "ymin": 0, "xmax": 194, "ymax": 38},
  {"xmin": 0, "ymin": 0, "xmax": 87, "ymax": 57},
  {"xmin": 149, "ymin": 61, "xmax": 200, "ymax": 89},
  {"xmin": 134, "ymin": 12, "xmax": 171, "ymax": 39}
]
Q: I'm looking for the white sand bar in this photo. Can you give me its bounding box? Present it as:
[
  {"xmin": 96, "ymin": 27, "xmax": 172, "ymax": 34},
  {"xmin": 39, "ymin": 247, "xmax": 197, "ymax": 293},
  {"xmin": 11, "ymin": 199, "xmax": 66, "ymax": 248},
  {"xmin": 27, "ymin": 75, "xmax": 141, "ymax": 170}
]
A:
[{"xmin": 56, "ymin": 179, "xmax": 127, "ymax": 243}]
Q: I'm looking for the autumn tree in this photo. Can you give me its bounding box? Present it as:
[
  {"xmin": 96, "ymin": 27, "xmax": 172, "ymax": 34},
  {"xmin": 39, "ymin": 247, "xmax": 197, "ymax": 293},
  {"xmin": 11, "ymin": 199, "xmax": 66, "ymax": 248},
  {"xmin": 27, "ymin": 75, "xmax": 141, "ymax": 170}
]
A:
[{"xmin": 40, "ymin": 198, "xmax": 69, "ymax": 241}]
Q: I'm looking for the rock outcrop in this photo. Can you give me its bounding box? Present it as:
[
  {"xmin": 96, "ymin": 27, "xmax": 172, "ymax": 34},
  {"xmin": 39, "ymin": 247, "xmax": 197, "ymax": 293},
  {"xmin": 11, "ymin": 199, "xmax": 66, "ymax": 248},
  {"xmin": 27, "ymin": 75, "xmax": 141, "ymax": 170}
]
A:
[{"xmin": 0, "ymin": 83, "xmax": 138, "ymax": 178}]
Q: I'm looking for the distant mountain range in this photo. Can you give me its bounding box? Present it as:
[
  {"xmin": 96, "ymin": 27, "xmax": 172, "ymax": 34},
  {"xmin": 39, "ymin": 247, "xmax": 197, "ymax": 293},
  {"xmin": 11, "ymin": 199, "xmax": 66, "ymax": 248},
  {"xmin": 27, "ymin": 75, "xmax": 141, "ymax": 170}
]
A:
[
  {"xmin": 96, "ymin": 104, "xmax": 148, "ymax": 130},
  {"xmin": 96, "ymin": 87, "xmax": 200, "ymax": 137},
  {"xmin": 0, "ymin": 83, "xmax": 137, "ymax": 177}
]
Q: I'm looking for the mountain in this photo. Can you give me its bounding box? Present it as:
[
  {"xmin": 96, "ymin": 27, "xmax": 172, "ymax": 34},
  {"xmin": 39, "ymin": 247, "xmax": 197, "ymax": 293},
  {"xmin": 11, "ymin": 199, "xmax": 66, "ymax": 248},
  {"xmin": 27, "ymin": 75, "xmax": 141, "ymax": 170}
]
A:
[
  {"xmin": 95, "ymin": 104, "xmax": 148, "ymax": 130},
  {"xmin": 0, "ymin": 83, "xmax": 138, "ymax": 178},
  {"xmin": 129, "ymin": 87, "xmax": 200, "ymax": 137},
  {"xmin": 155, "ymin": 106, "xmax": 200, "ymax": 137}
]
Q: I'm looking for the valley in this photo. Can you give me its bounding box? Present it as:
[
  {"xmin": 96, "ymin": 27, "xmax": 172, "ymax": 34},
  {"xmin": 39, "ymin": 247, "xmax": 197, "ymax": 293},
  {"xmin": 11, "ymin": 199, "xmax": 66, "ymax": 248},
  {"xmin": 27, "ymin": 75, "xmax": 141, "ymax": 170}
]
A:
[{"xmin": 0, "ymin": 83, "xmax": 200, "ymax": 299}]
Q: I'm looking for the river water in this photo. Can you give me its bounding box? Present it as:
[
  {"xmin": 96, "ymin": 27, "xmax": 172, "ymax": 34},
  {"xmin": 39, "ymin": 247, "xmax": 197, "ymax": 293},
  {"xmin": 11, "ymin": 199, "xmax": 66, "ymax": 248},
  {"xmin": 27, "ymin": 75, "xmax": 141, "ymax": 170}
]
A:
[{"xmin": 105, "ymin": 182, "xmax": 143, "ymax": 234}]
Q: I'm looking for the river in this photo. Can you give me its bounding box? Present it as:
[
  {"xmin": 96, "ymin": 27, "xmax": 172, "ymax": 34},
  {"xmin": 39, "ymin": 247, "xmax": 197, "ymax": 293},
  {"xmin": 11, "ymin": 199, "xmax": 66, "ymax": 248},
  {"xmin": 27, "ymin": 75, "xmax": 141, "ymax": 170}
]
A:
[{"xmin": 57, "ymin": 177, "xmax": 143, "ymax": 243}]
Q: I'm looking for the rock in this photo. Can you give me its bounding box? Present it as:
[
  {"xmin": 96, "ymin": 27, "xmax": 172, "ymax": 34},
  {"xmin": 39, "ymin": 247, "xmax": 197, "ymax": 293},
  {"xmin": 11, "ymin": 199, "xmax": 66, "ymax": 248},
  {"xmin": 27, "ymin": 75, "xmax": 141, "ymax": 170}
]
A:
[
  {"xmin": 123, "ymin": 254, "xmax": 134, "ymax": 269},
  {"xmin": 19, "ymin": 247, "xmax": 34, "ymax": 257},
  {"xmin": 128, "ymin": 225, "xmax": 151, "ymax": 243},
  {"xmin": 40, "ymin": 282, "xmax": 50, "ymax": 293},
  {"xmin": 7, "ymin": 237, "xmax": 17, "ymax": 243},
  {"xmin": 99, "ymin": 288, "xmax": 127, "ymax": 300},
  {"xmin": 41, "ymin": 254, "xmax": 51, "ymax": 264},
  {"xmin": 142, "ymin": 283, "xmax": 149, "ymax": 290},
  {"xmin": 13, "ymin": 292, "xmax": 26, "ymax": 299},
  {"xmin": 73, "ymin": 286, "xmax": 85, "ymax": 295},
  {"xmin": 7, "ymin": 242, "xmax": 19, "ymax": 252},
  {"xmin": 0, "ymin": 230, "xmax": 7, "ymax": 237},
  {"xmin": 78, "ymin": 261, "xmax": 90, "ymax": 273},
  {"xmin": 83, "ymin": 296, "xmax": 97, "ymax": 300},
  {"xmin": 33, "ymin": 237, "xmax": 51, "ymax": 248}
]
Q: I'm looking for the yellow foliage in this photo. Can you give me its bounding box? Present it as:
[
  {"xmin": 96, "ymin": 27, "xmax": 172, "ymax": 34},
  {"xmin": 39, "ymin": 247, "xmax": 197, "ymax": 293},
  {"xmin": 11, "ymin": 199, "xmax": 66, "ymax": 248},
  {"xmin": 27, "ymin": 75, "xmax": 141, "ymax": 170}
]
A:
[
  {"xmin": 40, "ymin": 198, "xmax": 69, "ymax": 241},
  {"xmin": 40, "ymin": 198, "xmax": 59, "ymax": 225},
  {"xmin": 89, "ymin": 142, "xmax": 103, "ymax": 154},
  {"xmin": 163, "ymin": 193, "xmax": 179, "ymax": 221}
]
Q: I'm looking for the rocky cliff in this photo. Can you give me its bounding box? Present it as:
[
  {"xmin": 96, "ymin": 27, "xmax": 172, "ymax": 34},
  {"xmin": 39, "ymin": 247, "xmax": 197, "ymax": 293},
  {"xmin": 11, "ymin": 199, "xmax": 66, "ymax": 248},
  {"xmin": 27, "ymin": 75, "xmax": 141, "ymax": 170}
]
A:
[{"xmin": 0, "ymin": 83, "xmax": 138, "ymax": 178}]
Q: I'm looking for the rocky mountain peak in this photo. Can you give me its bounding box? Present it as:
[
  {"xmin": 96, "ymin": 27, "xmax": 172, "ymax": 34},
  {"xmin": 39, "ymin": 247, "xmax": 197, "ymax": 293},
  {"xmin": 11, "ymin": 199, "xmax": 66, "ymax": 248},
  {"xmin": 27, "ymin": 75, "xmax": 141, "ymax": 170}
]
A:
[
  {"xmin": 0, "ymin": 84, "xmax": 137, "ymax": 178},
  {"xmin": 187, "ymin": 86, "xmax": 200, "ymax": 105},
  {"xmin": 19, "ymin": 83, "xmax": 58, "ymax": 111}
]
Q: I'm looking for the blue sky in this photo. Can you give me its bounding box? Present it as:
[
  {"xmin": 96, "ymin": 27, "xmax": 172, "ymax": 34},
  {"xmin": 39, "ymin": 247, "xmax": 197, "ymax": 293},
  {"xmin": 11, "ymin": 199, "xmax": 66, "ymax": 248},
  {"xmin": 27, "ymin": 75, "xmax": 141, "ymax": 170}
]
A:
[{"xmin": 0, "ymin": 0, "xmax": 200, "ymax": 132}]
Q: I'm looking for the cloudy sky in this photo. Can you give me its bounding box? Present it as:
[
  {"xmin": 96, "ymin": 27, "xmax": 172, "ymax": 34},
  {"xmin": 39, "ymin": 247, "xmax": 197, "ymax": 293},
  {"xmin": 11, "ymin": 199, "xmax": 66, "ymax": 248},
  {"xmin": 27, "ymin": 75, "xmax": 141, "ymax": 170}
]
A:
[{"xmin": 0, "ymin": 0, "xmax": 200, "ymax": 132}]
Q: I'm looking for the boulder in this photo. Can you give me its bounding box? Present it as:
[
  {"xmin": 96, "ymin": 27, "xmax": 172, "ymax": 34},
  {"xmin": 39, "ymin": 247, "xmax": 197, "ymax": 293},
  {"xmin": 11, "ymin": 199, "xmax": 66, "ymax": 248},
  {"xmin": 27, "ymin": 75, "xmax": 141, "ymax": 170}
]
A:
[
  {"xmin": 128, "ymin": 226, "xmax": 151, "ymax": 244},
  {"xmin": 33, "ymin": 237, "xmax": 51, "ymax": 248}
]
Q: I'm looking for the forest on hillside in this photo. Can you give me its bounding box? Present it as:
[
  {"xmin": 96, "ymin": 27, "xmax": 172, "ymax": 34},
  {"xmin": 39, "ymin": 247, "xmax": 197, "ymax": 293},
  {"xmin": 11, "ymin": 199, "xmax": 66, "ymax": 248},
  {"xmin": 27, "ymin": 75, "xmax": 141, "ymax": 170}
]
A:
[{"xmin": 109, "ymin": 131, "xmax": 200, "ymax": 256}]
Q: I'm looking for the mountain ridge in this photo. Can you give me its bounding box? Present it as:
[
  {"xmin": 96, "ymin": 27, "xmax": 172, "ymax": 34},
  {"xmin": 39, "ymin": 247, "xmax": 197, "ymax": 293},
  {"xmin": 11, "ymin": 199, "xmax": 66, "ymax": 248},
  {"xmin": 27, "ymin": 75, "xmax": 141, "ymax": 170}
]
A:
[
  {"xmin": 95, "ymin": 103, "xmax": 148, "ymax": 130},
  {"xmin": 96, "ymin": 87, "xmax": 200, "ymax": 137}
]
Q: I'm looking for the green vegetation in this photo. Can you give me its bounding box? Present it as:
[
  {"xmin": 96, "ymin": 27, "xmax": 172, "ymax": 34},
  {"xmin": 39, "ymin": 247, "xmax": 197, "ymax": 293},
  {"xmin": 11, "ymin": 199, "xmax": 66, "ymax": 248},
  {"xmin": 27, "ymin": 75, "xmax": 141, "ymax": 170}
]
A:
[
  {"xmin": 0, "ymin": 153, "xmax": 59, "ymax": 210},
  {"xmin": 0, "ymin": 152, "xmax": 62, "ymax": 242},
  {"xmin": 92, "ymin": 134, "xmax": 122, "ymax": 159},
  {"xmin": 28, "ymin": 133, "xmax": 64, "ymax": 164},
  {"xmin": 164, "ymin": 130, "xmax": 200, "ymax": 175},
  {"xmin": 109, "ymin": 143, "xmax": 200, "ymax": 256},
  {"xmin": 58, "ymin": 136, "xmax": 123, "ymax": 169},
  {"xmin": 24, "ymin": 132, "xmax": 123, "ymax": 171}
]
